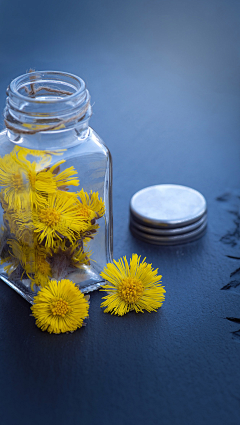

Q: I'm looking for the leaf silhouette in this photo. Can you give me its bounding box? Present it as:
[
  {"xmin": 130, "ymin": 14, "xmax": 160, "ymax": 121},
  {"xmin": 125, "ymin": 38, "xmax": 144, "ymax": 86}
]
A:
[{"xmin": 226, "ymin": 317, "xmax": 240, "ymax": 324}]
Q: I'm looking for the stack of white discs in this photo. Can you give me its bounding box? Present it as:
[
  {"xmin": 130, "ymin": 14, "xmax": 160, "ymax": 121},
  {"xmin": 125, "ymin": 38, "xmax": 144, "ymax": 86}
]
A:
[{"xmin": 129, "ymin": 184, "xmax": 207, "ymax": 245}]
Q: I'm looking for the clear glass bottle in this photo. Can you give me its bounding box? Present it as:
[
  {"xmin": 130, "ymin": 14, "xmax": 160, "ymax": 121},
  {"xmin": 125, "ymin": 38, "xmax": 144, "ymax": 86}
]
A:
[{"xmin": 0, "ymin": 71, "xmax": 113, "ymax": 303}]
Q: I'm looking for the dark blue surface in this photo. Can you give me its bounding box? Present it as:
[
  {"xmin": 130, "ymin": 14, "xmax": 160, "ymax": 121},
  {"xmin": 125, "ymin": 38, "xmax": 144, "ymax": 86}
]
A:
[{"xmin": 0, "ymin": 1, "xmax": 240, "ymax": 424}]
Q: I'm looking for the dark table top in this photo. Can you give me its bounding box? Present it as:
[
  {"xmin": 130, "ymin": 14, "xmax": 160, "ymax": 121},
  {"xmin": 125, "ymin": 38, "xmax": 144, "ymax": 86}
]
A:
[{"xmin": 0, "ymin": 1, "xmax": 240, "ymax": 424}]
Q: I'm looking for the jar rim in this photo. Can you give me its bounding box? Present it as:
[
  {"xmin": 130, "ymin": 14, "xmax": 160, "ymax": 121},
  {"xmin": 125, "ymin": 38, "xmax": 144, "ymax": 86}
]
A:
[
  {"xmin": 9, "ymin": 70, "xmax": 86, "ymax": 104},
  {"xmin": 4, "ymin": 70, "xmax": 91, "ymax": 138}
]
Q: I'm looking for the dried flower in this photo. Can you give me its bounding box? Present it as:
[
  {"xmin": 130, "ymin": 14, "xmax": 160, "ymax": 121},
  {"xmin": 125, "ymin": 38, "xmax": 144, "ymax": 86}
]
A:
[
  {"xmin": 100, "ymin": 254, "xmax": 165, "ymax": 316},
  {"xmin": 31, "ymin": 279, "xmax": 89, "ymax": 334}
]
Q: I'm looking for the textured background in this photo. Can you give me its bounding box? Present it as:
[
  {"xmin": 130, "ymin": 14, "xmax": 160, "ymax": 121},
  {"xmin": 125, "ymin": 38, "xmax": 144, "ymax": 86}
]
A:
[{"xmin": 0, "ymin": 0, "xmax": 240, "ymax": 424}]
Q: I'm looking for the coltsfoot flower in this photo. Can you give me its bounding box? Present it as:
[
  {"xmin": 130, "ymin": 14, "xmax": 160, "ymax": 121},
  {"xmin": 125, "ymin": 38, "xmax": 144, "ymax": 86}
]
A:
[
  {"xmin": 77, "ymin": 189, "xmax": 105, "ymax": 220},
  {"xmin": 31, "ymin": 279, "xmax": 89, "ymax": 333},
  {"xmin": 100, "ymin": 254, "xmax": 165, "ymax": 316},
  {"xmin": 32, "ymin": 191, "xmax": 89, "ymax": 248}
]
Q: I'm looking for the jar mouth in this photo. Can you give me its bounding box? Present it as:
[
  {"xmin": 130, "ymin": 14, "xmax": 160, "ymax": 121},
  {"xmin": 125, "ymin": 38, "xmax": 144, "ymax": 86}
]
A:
[
  {"xmin": 9, "ymin": 70, "xmax": 85, "ymax": 104},
  {"xmin": 4, "ymin": 71, "xmax": 91, "ymax": 136}
]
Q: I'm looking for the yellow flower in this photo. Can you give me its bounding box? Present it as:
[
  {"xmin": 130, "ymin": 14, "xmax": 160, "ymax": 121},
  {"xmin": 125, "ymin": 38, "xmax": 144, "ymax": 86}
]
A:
[
  {"xmin": 22, "ymin": 123, "xmax": 65, "ymax": 132},
  {"xmin": 0, "ymin": 152, "xmax": 56, "ymax": 210},
  {"xmin": 7, "ymin": 238, "xmax": 28, "ymax": 264},
  {"xmin": 2, "ymin": 239, "xmax": 51, "ymax": 286},
  {"xmin": 4, "ymin": 207, "xmax": 34, "ymax": 243},
  {"xmin": 13, "ymin": 146, "xmax": 79, "ymax": 190},
  {"xmin": 31, "ymin": 279, "xmax": 89, "ymax": 333},
  {"xmin": 70, "ymin": 244, "xmax": 92, "ymax": 268},
  {"xmin": 1, "ymin": 238, "xmax": 28, "ymax": 277},
  {"xmin": 12, "ymin": 145, "xmax": 63, "ymax": 170},
  {"xmin": 100, "ymin": 254, "xmax": 165, "ymax": 316},
  {"xmin": 11, "ymin": 146, "xmax": 58, "ymax": 209},
  {"xmin": 31, "ymin": 271, "xmax": 51, "ymax": 290},
  {"xmin": 24, "ymin": 160, "xmax": 79, "ymax": 208},
  {"xmin": 77, "ymin": 189, "xmax": 105, "ymax": 220},
  {"xmin": 0, "ymin": 147, "xmax": 79, "ymax": 210},
  {"xmin": 73, "ymin": 189, "xmax": 105, "ymax": 243},
  {"xmin": 0, "ymin": 153, "xmax": 30, "ymax": 210},
  {"xmin": 32, "ymin": 191, "xmax": 89, "ymax": 248},
  {"xmin": 26, "ymin": 162, "xmax": 57, "ymax": 207},
  {"xmin": 18, "ymin": 241, "xmax": 52, "ymax": 290},
  {"xmin": 50, "ymin": 160, "xmax": 79, "ymax": 189}
]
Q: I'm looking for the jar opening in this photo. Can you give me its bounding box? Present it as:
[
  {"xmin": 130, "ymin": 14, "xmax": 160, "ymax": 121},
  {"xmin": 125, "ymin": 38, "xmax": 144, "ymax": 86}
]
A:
[
  {"xmin": 10, "ymin": 71, "xmax": 85, "ymax": 103},
  {"xmin": 4, "ymin": 71, "xmax": 91, "ymax": 137}
]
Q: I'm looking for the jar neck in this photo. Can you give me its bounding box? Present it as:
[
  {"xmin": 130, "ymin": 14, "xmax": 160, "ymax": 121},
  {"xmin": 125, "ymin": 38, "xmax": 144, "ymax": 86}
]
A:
[{"xmin": 4, "ymin": 71, "xmax": 92, "ymax": 149}]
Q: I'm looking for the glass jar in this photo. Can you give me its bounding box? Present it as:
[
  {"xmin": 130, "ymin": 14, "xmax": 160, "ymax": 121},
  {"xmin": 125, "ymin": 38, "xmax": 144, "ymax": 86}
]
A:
[{"xmin": 0, "ymin": 71, "xmax": 113, "ymax": 303}]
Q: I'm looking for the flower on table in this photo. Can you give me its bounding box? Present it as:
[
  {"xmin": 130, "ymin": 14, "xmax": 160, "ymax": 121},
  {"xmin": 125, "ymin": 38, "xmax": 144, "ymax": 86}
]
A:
[
  {"xmin": 31, "ymin": 278, "xmax": 89, "ymax": 334},
  {"xmin": 100, "ymin": 254, "xmax": 165, "ymax": 316}
]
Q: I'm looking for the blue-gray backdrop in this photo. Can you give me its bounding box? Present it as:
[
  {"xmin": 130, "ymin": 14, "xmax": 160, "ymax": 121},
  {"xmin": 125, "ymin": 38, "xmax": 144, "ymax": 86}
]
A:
[{"xmin": 0, "ymin": 1, "xmax": 240, "ymax": 424}]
